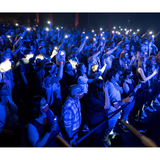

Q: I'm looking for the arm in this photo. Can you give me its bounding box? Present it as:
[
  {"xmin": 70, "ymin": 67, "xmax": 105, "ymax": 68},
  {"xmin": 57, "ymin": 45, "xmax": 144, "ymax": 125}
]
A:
[
  {"xmin": 27, "ymin": 123, "xmax": 52, "ymax": 147},
  {"xmin": 103, "ymin": 84, "xmax": 110, "ymax": 109},
  {"xmin": 140, "ymin": 29, "xmax": 150, "ymax": 39},
  {"xmin": 74, "ymin": 38, "xmax": 87, "ymax": 57},
  {"xmin": 138, "ymin": 67, "xmax": 157, "ymax": 82},
  {"xmin": 13, "ymin": 29, "xmax": 27, "ymax": 47},
  {"xmin": 104, "ymin": 41, "xmax": 122, "ymax": 57},
  {"xmin": 48, "ymin": 61, "xmax": 64, "ymax": 84},
  {"xmin": 21, "ymin": 72, "xmax": 28, "ymax": 85}
]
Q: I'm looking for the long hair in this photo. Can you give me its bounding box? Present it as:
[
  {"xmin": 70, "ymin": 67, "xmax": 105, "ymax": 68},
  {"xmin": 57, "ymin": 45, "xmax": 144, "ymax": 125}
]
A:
[
  {"xmin": 88, "ymin": 79, "xmax": 105, "ymax": 100},
  {"xmin": 30, "ymin": 95, "xmax": 44, "ymax": 119},
  {"xmin": 112, "ymin": 57, "xmax": 120, "ymax": 69}
]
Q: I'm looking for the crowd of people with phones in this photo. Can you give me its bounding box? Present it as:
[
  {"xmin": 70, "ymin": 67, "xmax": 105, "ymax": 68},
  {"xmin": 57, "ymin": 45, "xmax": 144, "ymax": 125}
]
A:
[{"xmin": 0, "ymin": 20, "xmax": 160, "ymax": 147}]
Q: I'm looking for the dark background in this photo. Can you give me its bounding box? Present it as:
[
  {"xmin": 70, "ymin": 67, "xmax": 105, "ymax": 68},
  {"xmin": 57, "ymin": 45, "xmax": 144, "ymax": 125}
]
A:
[{"xmin": 0, "ymin": 13, "xmax": 160, "ymax": 33}]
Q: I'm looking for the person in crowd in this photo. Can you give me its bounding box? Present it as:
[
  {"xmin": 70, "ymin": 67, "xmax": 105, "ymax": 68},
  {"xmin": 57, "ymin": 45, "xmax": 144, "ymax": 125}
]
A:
[
  {"xmin": 27, "ymin": 95, "xmax": 60, "ymax": 147},
  {"xmin": 43, "ymin": 59, "xmax": 64, "ymax": 118},
  {"xmin": 87, "ymin": 79, "xmax": 110, "ymax": 146},
  {"xmin": 61, "ymin": 84, "xmax": 84, "ymax": 146},
  {"xmin": 0, "ymin": 82, "xmax": 20, "ymax": 146},
  {"xmin": 135, "ymin": 57, "xmax": 158, "ymax": 116},
  {"xmin": 103, "ymin": 68, "xmax": 133, "ymax": 146}
]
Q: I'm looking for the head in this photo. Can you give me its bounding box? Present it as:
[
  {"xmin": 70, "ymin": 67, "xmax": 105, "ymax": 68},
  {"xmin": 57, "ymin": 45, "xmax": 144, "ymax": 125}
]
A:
[
  {"xmin": 64, "ymin": 61, "xmax": 73, "ymax": 71},
  {"xmin": 89, "ymin": 46, "xmax": 98, "ymax": 56},
  {"xmin": 23, "ymin": 49, "xmax": 34, "ymax": 60},
  {"xmin": 0, "ymin": 82, "xmax": 9, "ymax": 96},
  {"xmin": 30, "ymin": 96, "xmax": 49, "ymax": 119},
  {"xmin": 105, "ymin": 67, "xmax": 119, "ymax": 82},
  {"xmin": 130, "ymin": 44, "xmax": 134, "ymax": 51},
  {"xmin": 110, "ymin": 41, "xmax": 115, "ymax": 48},
  {"xmin": 112, "ymin": 57, "xmax": 124, "ymax": 69},
  {"xmin": 44, "ymin": 62, "xmax": 58, "ymax": 76},
  {"xmin": 137, "ymin": 57, "xmax": 147, "ymax": 69},
  {"xmin": 142, "ymin": 38, "xmax": 148, "ymax": 45},
  {"xmin": 69, "ymin": 84, "xmax": 84, "ymax": 99},
  {"xmin": 38, "ymin": 40, "xmax": 45, "ymax": 47},
  {"xmin": 77, "ymin": 63, "xmax": 87, "ymax": 76},
  {"xmin": 39, "ymin": 46, "xmax": 46, "ymax": 55},
  {"xmin": 120, "ymin": 52, "xmax": 129, "ymax": 61},
  {"xmin": 83, "ymin": 45, "xmax": 88, "ymax": 53},
  {"xmin": 88, "ymin": 79, "xmax": 105, "ymax": 98},
  {"xmin": 71, "ymin": 45, "xmax": 78, "ymax": 54},
  {"xmin": 134, "ymin": 35, "xmax": 139, "ymax": 41},
  {"xmin": 122, "ymin": 69, "xmax": 133, "ymax": 79},
  {"xmin": 134, "ymin": 51, "xmax": 143, "ymax": 59},
  {"xmin": 147, "ymin": 55, "xmax": 156, "ymax": 66},
  {"xmin": 123, "ymin": 43, "xmax": 130, "ymax": 51}
]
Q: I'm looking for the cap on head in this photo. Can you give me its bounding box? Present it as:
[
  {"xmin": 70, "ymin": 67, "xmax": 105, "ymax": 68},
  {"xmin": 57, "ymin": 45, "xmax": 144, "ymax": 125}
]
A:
[{"xmin": 69, "ymin": 84, "xmax": 83, "ymax": 97}]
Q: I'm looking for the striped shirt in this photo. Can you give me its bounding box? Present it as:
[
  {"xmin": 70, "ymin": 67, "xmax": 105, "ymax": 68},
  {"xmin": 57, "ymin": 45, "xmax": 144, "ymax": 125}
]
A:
[{"xmin": 61, "ymin": 96, "xmax": 81, "ymax": 132}]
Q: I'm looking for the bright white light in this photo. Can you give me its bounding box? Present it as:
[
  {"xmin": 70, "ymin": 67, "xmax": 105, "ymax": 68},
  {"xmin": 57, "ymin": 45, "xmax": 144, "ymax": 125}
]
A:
[
  {"xmin": 47, "ymin": 21, "xmax": 50, "ymax": 24},
  {"xmin": 60, "ymin": 51, "xmax": 65, "ymax": 55},
  {"xmin": 54, "ymin": 47, "xmax": 58, "ymax": 50},
  {"xmin": 126, "ymin": 32, "xmax": 128, "ymax": 34},
  {"xmin": 119, "ymin": 26, "xmax": 121, "ymax": 28},
  {"xmin": 100, "ymin": 28, "xmax": 102, "ymax": 31},
  {"xmin": 116, "ymin": 31, "xmax": 118, "ymax": 33},
  {"xmin": 27, "ymin": 28, "xmax": 30, "ymax": 31},
  {"xmin": 103, "ymin": 37, "xmax": 105, "ymax": 40},
  {"xmin": 120, "ymin": 28, "xmax": 123, "ymax": 31},
  {"xmin": 149, "ymin": 31, "xmax": 152, "ymax": 34},
  {"xmin": 101, "ymin": 34, "xmax": 103, "ymax": 36},
  {"xmin": 65, "ymin": 35, "xmax": 68, "ymax": 38},
  {"xmin": 113, "ymin": 26, "xmax": 116, "ymax": 29},
  {"xmin": 92, "ymin": 30, "xmax": 94, "ymax": 32},
  {"xmin": 102, "ymin": 32, "xmax": 104, "ymax": 34},
  {"xmin": 112, "ymin": 31, "xmax": 115, "ymax": 33},
  {"xmin": 93, "ymin": 38, "xmax": 96, "ymax": 41},
  {"xmin": 46, "ymin": 28, "xmax": 49, "ymax": 31},
  {"xmin": 133, "ymin": 32, "xmax": 136, "ymax": 34},
  {"xmin": 118, "ymin": 32, "xmax": 120, "ymax": 35},
  {"xmin": 61, "ymin": 27, "xmax": 63, "ymax": 29},
  {"xmin": 152, "ymin": 35, "xmax": 155, "ymax": 37},
  {"xmin": 124, "ymin": 28, "xmax": 127, "ymax": 31},
  {"xmin": 137, "ymin": 29, "xmax": 140, "ymax": 32},
  {"xmin": 82, "ymin": 32, "xmax": 85, "ymax": 34},
  {"xmin": 7, "ymin": 35, "xmax": 10, "ymax": 38},
  {"xmin": 15, "ymin": 23, "xmax": 18, "ymax": 26},
  {"xmin": 86, "ymin": 36, "xmax": 89, "ymax": 39},
  {"xmin": 56, "ymin": 27, "xmax": 59, "ymax": 30},
  {"xmin": 94, "ymin": 34, "xmax": 96, "ymax": 36},
  {"xmin": 0, "ymin": 60, "xmax": 12, "ymax": 72},
  {"xmin": 130, "ymin": 29, "xmax": 132, "ymax": 31}
]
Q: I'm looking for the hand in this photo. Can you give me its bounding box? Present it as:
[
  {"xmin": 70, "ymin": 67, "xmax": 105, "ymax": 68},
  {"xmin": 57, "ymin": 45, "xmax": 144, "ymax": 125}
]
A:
[
  {"xmin": 113, "ymin": 102, "xmax": 119, "ymax": 109},
  {"xmin": 153, "ymin": 69, "xmax": 158, "ymax": 75},
  {"xmin": 136, "ymin": 83, "xmax": 141, "ymax": 90},
  {"xmin": 123, "ymin": 96, "xmax": 134, "ymax": 103},
  {"xmin": 69, "ymin": 138, "xmax": 77, "ymax": 146},
  {"xmin": 148, "ymin": 88, "xmax": 152, "ymax": 93},
  {"xmin": 50, "ymin": 119, "xmax": 58, "ymax": 132}
]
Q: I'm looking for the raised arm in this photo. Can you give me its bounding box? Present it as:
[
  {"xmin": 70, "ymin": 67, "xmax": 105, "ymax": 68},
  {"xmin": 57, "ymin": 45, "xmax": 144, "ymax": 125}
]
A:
[{"xmin": 74, "ymin": 38, "xmax": 87, "ymax": 57}]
